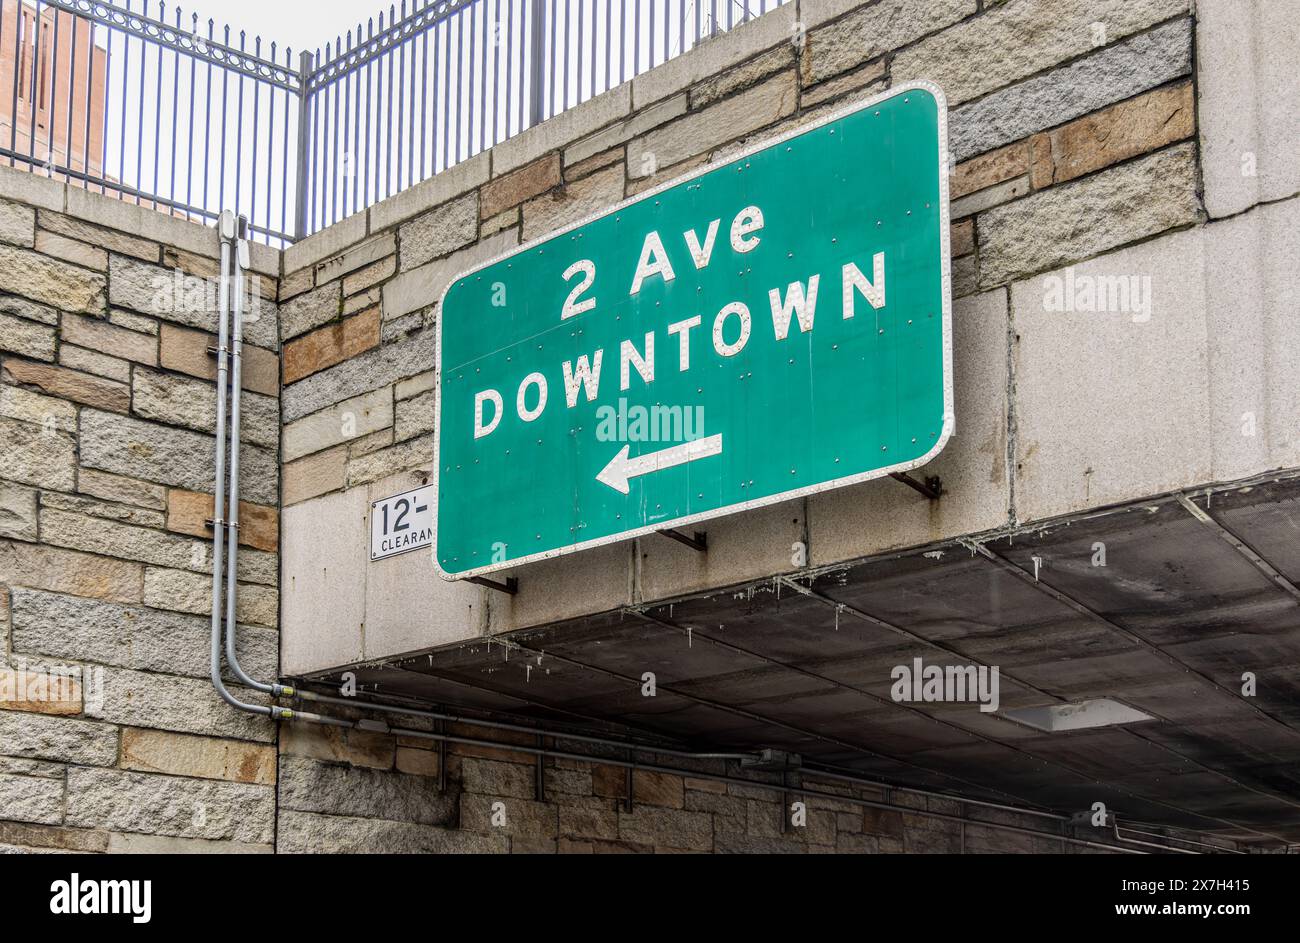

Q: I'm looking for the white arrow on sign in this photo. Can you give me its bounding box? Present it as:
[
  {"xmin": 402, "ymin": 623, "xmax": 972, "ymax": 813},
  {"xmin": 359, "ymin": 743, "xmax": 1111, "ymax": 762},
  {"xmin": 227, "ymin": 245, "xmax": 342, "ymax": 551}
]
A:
[{"xmin": 595, "ymin": 434, "xmax": 724, "ymax": 494}]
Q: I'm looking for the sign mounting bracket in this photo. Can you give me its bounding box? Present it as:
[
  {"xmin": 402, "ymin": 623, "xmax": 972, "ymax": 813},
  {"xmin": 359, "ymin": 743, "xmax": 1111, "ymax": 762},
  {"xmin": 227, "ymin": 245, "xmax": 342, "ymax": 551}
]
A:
[
  {"xmin": 657, "ymin": 529, "xmax": 708, "ymax": 553},
  {"xmin": 889, "ymin": 472, "xmax": 943, "ymax": 501},
  {"xmin": 467, "ymin": 575, "xmax": 519, "ymax": 595}
]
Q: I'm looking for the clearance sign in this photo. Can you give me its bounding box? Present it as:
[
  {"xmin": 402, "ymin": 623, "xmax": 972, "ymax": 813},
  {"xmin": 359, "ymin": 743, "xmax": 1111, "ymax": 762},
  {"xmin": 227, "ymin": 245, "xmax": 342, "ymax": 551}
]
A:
[{"xmin": 433, "ymin": 83, "xmax": 952, "ymax": 580}]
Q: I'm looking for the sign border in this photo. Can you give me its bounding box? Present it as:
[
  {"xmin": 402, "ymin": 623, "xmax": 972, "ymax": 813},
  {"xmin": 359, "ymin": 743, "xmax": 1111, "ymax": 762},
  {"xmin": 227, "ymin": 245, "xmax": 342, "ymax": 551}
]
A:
[{"xmin": 431, "ymin": 80, "xmax": 954, "ymax": 581}]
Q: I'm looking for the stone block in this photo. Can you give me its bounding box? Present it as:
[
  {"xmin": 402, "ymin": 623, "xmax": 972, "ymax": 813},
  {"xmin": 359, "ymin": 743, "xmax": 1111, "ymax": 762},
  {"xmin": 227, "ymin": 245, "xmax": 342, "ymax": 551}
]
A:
[
  {"xmin": 37, "ymin": 210, "xmax": 160, "ymax": 262},
  {"xmin": 282, "ymin": 307, "xmax": 380, "ymax": 386},
  {"xmin": 165, "ymin": 489, "xmax": 278, "ymax": 553},
  {"xmin": 0, "ymin": 539, "xmax": 142, "ymax": 603},
  {"xmin": 978, "ymin": 143, "xmax": 1198, "ymax": 288},
  {"xmin": 628, "ymin": 72, "xmax": 797, "ymax": 178},
  {"xmin": 65, "ymin": 767, "xmax": 274, "ymax": 844},
  {"xmin": 2, "ymin": 358, "xmax": 128, "ymax": 412},
  {"xmin": 120, "ymin": 728, "xmax": 276, "ymax": 785},
  {"xmin": 35, "ymin": 230, "xmax": 107, "ymax": 270},
  {"xmin": 283, "ymin": 385, "xmax": 393, "ymax": 463},
  {"xmin": 0, "ymin": 312, "xmax": 55, "ymax": 360},
  {"xmin": 892, "ymin": 0, "xmax": 1189, "ymax": 106},
  {"xmin": 949, "ymin": 18, "xmax": 1193, "ymax": 162},
  {"xmin": 381, "ymin": 230, "xmax": 518, "ymax": 323},
  {"xmin": 369, "ymin": 151, "xmax": 490, "ymax": 233},
  {"xmin": 0, "ymin": 416, "xmax": 76, "ymax": 490},
  {"xmin": 0, "ymin": 772, "xmax": 63, "ymax": 825},
  {"xmin": 399, "ymin": 191, "xmax": 479, "ymax": 270},
  {"xmin": 0, "ymin": 710, "xmax": 118, "ymax": 766},
  {"xmin": 0, "ymin": 243, "xmax": 104, "ymax": 313},
  {"xmin": 0, "ymin": 482, "xmax": 37, "ymax": 541},
  {"xmin": 157, "ymin": 323, "xmax": 279, "ymax": 397},
  {"xmin": 61, "ymin": 312, "xmax": 157, "ymax": 365},
  {"xmin": 802, "ymin": 0, "xmax": 973, "ymax": 86},
  {"xmin": 76, "ymin": 468, "xmax": 167, "ymax": 511}
]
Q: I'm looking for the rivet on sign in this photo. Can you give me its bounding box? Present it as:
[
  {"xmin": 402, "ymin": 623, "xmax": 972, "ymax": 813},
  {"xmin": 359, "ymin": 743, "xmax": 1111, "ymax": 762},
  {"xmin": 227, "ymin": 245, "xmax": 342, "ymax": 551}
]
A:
[
  {"xmin": 912, "ymin": 437, "xmax": 917, "ymax": 443},
  {"xmin": 904, "ymin": 97, "xmax": 909, "ymax": 103},
  {"xmin": 878, "ymin": 328, "xmax": 884, "ymax": 334},
  {"xmin": 831, "ymin": 237, "xmax": 837, "ymax": 243},
  {"xmin": 876, "ymin": 220, "xmax": 882, "ymax": 227},
  {"xmin": 834, "ymin": 457, "xmax": 840, "ymax": 463},
  {"xmin": 882, "ymin": 446, "xmax": 888, "ymax": 451},
  {"xmin": 874, "ymin": 110, "xmax": 880, "ymax": 116},
  {"xmin": 789, "ymin": 358, "xmax": 794, "ymax": 364},
  {"xmin": 832, "ymin": 344, "xmax": 838, "ymax": 350},
  {"xmin": 790, "ymin": 469, "xmax": 796, "ymax": 474},
  {"xmin": 906, "ymin": 210, "xmax": 912, "ymax": 216},
  {"xmin": 829, "ymin": 129, "xmax": 835, "ymax": 134}
]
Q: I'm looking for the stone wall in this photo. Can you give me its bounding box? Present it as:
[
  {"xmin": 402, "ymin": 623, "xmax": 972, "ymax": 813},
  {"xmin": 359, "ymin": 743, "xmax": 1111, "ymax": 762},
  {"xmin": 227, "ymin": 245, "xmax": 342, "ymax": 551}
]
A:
[
  {"xmin": 276, "ymin": 712, "xmax": 1101, "ymax": 854},
  {"xmin": 0, "ymin": 170, "xmax": 283, "ymax": 852}
]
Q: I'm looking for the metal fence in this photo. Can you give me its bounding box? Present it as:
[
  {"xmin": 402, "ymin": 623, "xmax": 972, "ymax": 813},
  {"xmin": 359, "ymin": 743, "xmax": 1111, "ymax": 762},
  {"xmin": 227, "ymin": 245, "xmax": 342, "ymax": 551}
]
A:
[{"xmin": 0, "ymin": 0, "xmax": 792, "ymax": 245}]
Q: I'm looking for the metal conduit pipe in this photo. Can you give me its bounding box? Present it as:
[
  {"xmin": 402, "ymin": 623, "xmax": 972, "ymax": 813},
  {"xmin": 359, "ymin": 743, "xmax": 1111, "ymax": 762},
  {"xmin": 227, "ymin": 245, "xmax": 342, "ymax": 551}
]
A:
[
  {"xmin": 222, "ymin": 218, "xmax": 292, "ymax": 699},
  {"xmin": 209, "ymin": 211, "xmax": 284, "ymax": 721},
  {"xmin": 291, "ymin": 686, "xmax": 755, "ymax": 762}
]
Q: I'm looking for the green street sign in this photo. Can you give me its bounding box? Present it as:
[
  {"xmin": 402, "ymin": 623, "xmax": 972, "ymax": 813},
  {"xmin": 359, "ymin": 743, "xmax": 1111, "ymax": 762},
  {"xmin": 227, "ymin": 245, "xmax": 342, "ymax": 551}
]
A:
[{"xmin": 434, "ymin": 82, "xmax": 953, "ymax": 580}]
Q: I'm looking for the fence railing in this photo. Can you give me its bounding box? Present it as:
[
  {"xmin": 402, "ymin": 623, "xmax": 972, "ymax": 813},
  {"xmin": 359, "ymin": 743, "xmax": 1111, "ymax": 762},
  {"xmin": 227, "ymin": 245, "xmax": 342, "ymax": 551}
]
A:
[{"xmin": 0, "ymin": 0, "xmax": 792, "ymax": 246}]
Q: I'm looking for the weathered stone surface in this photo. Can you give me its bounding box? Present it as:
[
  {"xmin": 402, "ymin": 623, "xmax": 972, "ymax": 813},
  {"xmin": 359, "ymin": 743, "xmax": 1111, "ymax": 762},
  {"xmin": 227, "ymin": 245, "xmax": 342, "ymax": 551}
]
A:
[
  {"xmin": 279, "ymin": 266, "xmax": 313, "ymax": 301},
  {"xmin": 893, "ymin": 0, "xmax": 1189, "ymax": 106},
  {"xmin": 121, "ymin": 728, "xmax": 276, "ymax": 785},
  {"xmin": 0, "ymin": 295, "xmax": 57, "ymax": 325},
  {"xmin": 280, "ymin": 723, "xmax": 395, "ymax": 771},
  {"xmin": 694, "ymin": 45, "xmax": 794, "ymax": 109},
  {"xmin": 280, "ymin": 281, "xmax": 341, "ymax": 341},
  {"xmin": 799, "ymin": 59, "xmax": 887, "ymax": 109},
  {"xmin": 283, "ymin": 307, "xmax": 380, "ymax": 384},
  {"xmin": 342, "ymin": 256, "xmax": 395, "ymax": 297},
  {"xmin": 949, "ymin": 18, "xmax": 1193, "ymax": 161},
  {"xmin": 0, "ymin": 383, "xmax": 75, "ymax": 432},
  {"xmin": 278, "ymin": 755, "xmax": 452, "ymax": 824},
  {"xmin": 0, "ymin": 773, "xmax": 63, "ymax": 825},
  {"xmin": 1032, "ymin": 82, "xmax": 1194, "ymax": 188},
  {"xmin": 979, "ymin": 143, "xmax": 1198, "ymax": 287},
  {"xmin": 61, "ymin": 312, "xmax": 157, "ymax": 365},
  {"xmin": 76, "ymin": 468, "xmax": 167, "ymax": 510},
  {"xmin": 459, "ymin": 756, "xmax": 535, "ymax": 799},
  {"xmin": 2, "ymin": 358, "xmax": 129, "ymax": 412},
  {"xmin": 282, "ymin": 446, "xmax": 346, "ymax": 505},
  {"xmin": 277, "ymin": 809, "xmax": 507, "ymax": 853},
  {"xmin": 58, "ymin": 345, "xmax": 130, "ymax": 383},
  {"xmin": 88, "ymin": 668, "xmax": 274, "ymax": 742},
  {"xmin": 107, "ymin": 255, "xmax": 278, "ymax": 349},
  {"xmin": 0, "ymin": 244, "xmax": 104, "ymax": 313},
  {"xmin": 131, "ymin": 368, "xmax": 278, "ymax": 450},
  {"xmin": 0, "ymin": 539, "xmax": 142, "ymax": 602},
  {"xmin": 396, "ymin": 370, "xmax": 434, "ymax": 400},
  {"xmin": 951, "ymin": 175, "xmax": 1029, "ymax": 220},
  {"xmin": 283, "ymin": 211, "xmax": 367, "ymax": 275},
  {"xmin": 0, "ymin": 482, "xmax": 37, "ymax": 540},
  {"xmin": 483, "ymin": 157, "xmax": 562, "ymax": 222},
  {"xmin": 105, "ymin": 832, "xmax": 271, "ymax": 853},
  {"xmin": 165, "ymin": 489, "xmax": 278, "ymax": 553},
  {"xmin": 803, "ymin": 0, "xmax": 973, "ymax": 86},
  {"xmin": 79, "ymin": 410, "xmax": 277, "ymax": 504},
  {"xmin": 0, "ymin": 312, "xmax": 55, "ymax": 360},
  {"xmin": 0, "ymin": 821, "xmax": 109, "ymax": 853},
  {"xmin": 617, "ymin": 805, "xmax": 712, "ymax": 851},
  {"xmin": 158, "ymin": 323, "xmax": 278, "ymax": 397},
  {"xmin": 282, "ymin": 327, "xmax": 434, "ymax": 422},
  {"xmin": 0, "ymin": 667, "xmax": 81, "ymax": 715},
  {"xmin": 66, "ymin": 767, "xmax": 274, "ymax": 844},
  {"xmin": 39, "ymin": 491, "xmax": 166, "ymax": 528},
  {"xmin": 394, "ymin": 387, "xmax": 434, "ymax": 442},
  {"xmin": 142, "ymin": 566, "xmax": 278, "ymax": 627},
  {"xmin": 952, "ymin": 141, "xmax": 1030, "ymax": 200},
  {"xmin": 628, "ymin": 72, "xmax": 797, "ymax": 178},
  {"xmin": 564, "ymin": 95, "xmax": 686, "ymax": 169},
  {"xmin": 36, "ymin": 230, "xmax": 108, "ymax": 270},
  {"xmin": 1198, "ymin": 0, "xmax": 1300, "ymax": 218},
  {"xmin": 37, "ymin": 210, "xmax": 161, "ymax": 262},
  {"xmin": 314, "ymin": 232, "xmax": 396, "ymax": 286},
  {"xmin": 283, "ymin": 386, "xmax": 393, "ymax": 462},
  {"xmin": 346, "ymin": 434, "xmax": 432, "ymax": 486},
  {"xmin": 0, "ymin": 198, "xmax": 35, "ymax": 246},
  {"xmin": 399, "ymin": 192, "xmax": 479, "ymax": 271},
  {"xmin": 460, "ymin": 794, "xmax": 557, "ymax": 839},
  {"xmin": 381, "ymin": 229, "xmax": 518, "ymax": 322},
  {"xmin": 37, "ymin": 505, "xmax": 203, "ymax": 573},
  {"xmin": 108, "ymin": 309, "xmax": 157, "ymax": 335},
  {"xmin": 0, "ymin": 416, "xmax": 76, "ymax": 490},
  {"xmin": 522, "ymin": 164, "xmax": 625, "ymax": 241},
  {"xmin": 0, "ymin": 710, "xmax": 119, "ymax": 766},
  {"xmin": 9, "ymin": 588, "xmax": 277, "ymax": 680}
]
